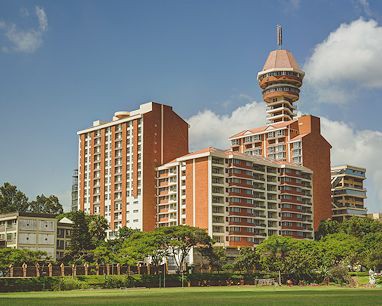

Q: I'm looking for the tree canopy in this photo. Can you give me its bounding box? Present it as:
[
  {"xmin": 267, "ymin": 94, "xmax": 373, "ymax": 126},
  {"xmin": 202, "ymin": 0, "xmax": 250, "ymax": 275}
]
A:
[
  {"xmin": 28, "ymin": 194, "xmax": 63, "ymax": 214},
  {"xmin": 0, "ymin": 182, "xmax": 63, "ymax": 215},
  {"xmin": 0, "ymin": 183, "xmax": 29, "ymax": 214}
]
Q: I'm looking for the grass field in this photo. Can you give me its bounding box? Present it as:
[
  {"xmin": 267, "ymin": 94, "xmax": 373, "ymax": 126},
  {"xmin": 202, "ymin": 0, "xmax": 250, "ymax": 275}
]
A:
[{"xmin": 0, "ymin": 286, "xmax": 382, "ymax": 306}]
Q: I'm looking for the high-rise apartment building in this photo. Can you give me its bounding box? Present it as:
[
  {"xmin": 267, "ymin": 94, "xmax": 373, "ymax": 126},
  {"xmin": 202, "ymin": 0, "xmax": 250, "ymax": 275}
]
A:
[
  {"xmin": 156, "ymin": 147, "xmax": 313, "ymax": 247},
  {"xmin": 331, "ymin": 165, "xmax": 367, "ymax": 221},
  {"xmin": 229, "ymin": 44, "xmax": 332, "ymax": 230},
  {"xmin": 71, "ymin": 169, "xmax": 79, "ymax": 212},
  {"xmin": 77, "ymin": 102, "xmax": 188, "ymax": 236}
]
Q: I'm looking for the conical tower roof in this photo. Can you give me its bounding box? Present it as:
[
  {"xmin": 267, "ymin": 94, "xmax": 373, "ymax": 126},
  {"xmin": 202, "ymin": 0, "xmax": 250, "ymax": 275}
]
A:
[{"xmin": 261, "ymin": 49, "xmax": 303, "ymax": 72}]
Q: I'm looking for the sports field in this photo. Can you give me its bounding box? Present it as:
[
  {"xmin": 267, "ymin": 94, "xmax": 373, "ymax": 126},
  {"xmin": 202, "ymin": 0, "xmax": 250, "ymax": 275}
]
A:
[{"xmin": 0, "ymin": 286, "xmax": 381, "ymax": 305}]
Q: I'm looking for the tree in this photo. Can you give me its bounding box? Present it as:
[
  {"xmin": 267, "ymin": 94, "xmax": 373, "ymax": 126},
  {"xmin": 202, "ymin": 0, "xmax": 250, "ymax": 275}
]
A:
[
  {"xmin": 28, "ymin": 194, "xmax": 63, "ymax": 214},
  {"xmin": 361, "ymin": 232, "xmax": 382, "ymax": 270},
  {"xmin": 119, "ymin": 230, "xmax": 170, "ymax": 269},
  {"xmin": 199, "ymin": 246, "xmax": 228, "ymax": 273},
  {"xmin": 118, "ymin": 226, "xmax": 139, "ymax": 240},
  {"xmin": 283, "ymin": 240, "xmax": 320, "ymax": 280},
  {"xmin": 158, "ymin": 226, "xmax": 213, "ymax": 274},
  {"xmin": 0, "ymin": 183, "xmax": 29, "ymax": 213},
  {"xmin": 318, "ymin": 233, "xmax": 363, "ymax": 269},
  {"xmin": 340, "ymin": 217, "xmax": 382, "ymax": 238},
  {"xmin": 67, "ymin": 211, "xmax": 94, "ymax": 263},
  {"xmin": 93, "ymin": 245, "xmax": 116, "ymax": 264},
  {"xmin": 256, "ymin": 236, "xmax": 292, "ymax": 273},
  {"xmin": 233, "ymin": 247, "xmax": 259, "ymax": 274},
  {"xmin": 0, "ymin": 248, "xmax": 47, "ymax": 275},
  {"xmin": 88, "ymin": 215, "xmax": 109, "ymax": 246},
  {"xmin": 315, "ymin": 219, "xmax": 340, "ymax": 240}
]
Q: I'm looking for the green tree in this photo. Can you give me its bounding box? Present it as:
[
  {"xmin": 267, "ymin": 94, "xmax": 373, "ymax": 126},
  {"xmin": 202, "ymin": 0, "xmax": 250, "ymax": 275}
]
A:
[
  {"xmin": 28, "ymin": 194, "xmax": 63, "ymax": 214},
  {"xmin": 0, "ymin": 183, "xmax": 29, "ymax": 213},
  {"xmin": 118, "ymin": 226, "xmax": 139, "ymax": 240},
  {"xmin": 318, "ymin": 233, "xmax": 363, "ymax": 269},
  {"xmin": 256, "ymin": 236, "xmax": 292, "ymax": 273},
  {"xmin": 340, "ymin": 217, "xmax": 382, "ymax": 238},
  {"xmin": 88, "ymin": 215, "xmax": 109, "ymax": 246},
  {"xmin": 315, "ymin": 219, "xmax": 341, "ymax": 240},
  {"xmin": 361, "ymin": 232, "xmax": 382, "ymax": 269},
  {"xmin": 119, "ymin": 230, "xmax": 170, "ymax": 269},
  {"xmin": 283, "ymin": 239, "xmax": 320, "ymax": 280},
  {"xmin": 93, "ymin": 245, "xmax": 116, "ymax": 264},
  {"xmin": 233, "ymin": 247, "xmax": 259, "ymax": 273},
  {"xmin": 67, "ymin": 211, "xmax": 94, "ymax": 263},
  {"xmin": 159, "ymin": 226, "xmax": 213, "ymax": 274},
  {"xmin": 0, "ymin": 248, "xmax": 47, "ymax": 275},
  {"xmin": 199, "ymin": 246, "xmax": 227, "ymax": 273}
]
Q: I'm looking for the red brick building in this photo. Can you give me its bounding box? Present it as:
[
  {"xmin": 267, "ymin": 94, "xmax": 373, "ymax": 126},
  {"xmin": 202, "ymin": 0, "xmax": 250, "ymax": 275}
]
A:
[
  {"xmin": 76, "ymin": 102, "xmax": 188, "ymax": 237},
  {"xmin": 229, "ymin": 48, "xmax": 332, "ymax": 230}
]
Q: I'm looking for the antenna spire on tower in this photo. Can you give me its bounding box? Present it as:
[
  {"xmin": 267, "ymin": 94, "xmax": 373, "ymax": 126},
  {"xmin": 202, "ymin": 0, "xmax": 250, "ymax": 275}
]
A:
[{"xmin": 276, "ymin": 24, "xmax": 282, "ymax": 49}]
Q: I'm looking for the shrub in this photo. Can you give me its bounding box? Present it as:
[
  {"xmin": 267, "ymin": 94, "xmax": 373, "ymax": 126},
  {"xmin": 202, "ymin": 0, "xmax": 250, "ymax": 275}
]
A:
[
  {"xmin": 328, "ymin": 265, "xmax": 352, "ymax": 285},
  {"xmin": 52, "ymin": 277, "xmax": 89, "ymax": 291},
  {"xmin": 103, "ymin": 275, "xmax": 137, "ymax": 288},
  {"xmin": 0, "ymin": 277, "xmax": 58, "ymax": 292}
]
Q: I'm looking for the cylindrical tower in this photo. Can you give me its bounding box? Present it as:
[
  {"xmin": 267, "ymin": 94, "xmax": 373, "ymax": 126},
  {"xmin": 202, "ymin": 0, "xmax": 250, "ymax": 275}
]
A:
[{"xmin": 257, "ymin": 39, "xmax": 305, "ymax": 124}]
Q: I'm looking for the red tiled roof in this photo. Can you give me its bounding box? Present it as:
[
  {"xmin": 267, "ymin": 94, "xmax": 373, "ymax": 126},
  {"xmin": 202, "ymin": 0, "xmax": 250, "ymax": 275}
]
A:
[
  {"xmin": 262, "ymin": 50, "xmax": 302, "ymax": 71},
  {"xmin": 229, "ymin": 120, "xmax": 297, "ymax": 139}
]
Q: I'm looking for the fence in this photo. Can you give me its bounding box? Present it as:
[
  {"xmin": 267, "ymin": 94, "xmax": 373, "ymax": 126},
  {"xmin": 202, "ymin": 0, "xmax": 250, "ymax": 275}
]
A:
[{"xmin": 3, "ymin": 263, "xmax": 166, "ymax": 278}]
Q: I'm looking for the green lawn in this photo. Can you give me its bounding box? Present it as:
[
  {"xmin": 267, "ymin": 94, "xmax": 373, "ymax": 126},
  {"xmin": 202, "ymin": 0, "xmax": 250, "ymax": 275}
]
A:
[{"xmin": 0, "ymin": 286, "xmax": 381, "ymax": 306}]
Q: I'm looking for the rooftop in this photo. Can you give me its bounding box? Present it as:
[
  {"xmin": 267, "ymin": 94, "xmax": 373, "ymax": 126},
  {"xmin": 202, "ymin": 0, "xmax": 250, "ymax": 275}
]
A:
[
  {"xmin": 229, "ymin": 119, "xmax": 297, "ymax": 139},
  {"xmin": 261, "ymin": 49, "xmax": 303, "ymax": 73}
]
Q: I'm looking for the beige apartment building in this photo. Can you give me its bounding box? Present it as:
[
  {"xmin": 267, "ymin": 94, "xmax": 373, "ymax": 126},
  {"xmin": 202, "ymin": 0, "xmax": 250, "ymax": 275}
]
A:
[
  {"xmin": 156, "ymin": 147, "xmax": 314, "ymax": 248},
  {"xmin": 331, "ymin": 165, "xmax": 367, "ymax": 221},
  {"xmin": 0, "ymin": 212, "xmax": 57, "ymax": 260}
]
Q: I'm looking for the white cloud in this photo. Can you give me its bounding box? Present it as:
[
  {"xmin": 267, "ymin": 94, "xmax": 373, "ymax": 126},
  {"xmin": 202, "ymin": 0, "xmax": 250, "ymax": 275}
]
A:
[
  {"xmin": 357, "ymin": 0, "xmax": 373, "ymax": 17},
  {"xmin": 304, "ymin": 18, "xmax": 382, "ymax": 104},
  {"xmin": 187, "ymin": 99, "xmax": 266, "ymax": 150},
  {"xmin": 35, "ymin": 6, "xmax": 48, "ymax": 32},
  {"xmin": 188, "ymin": 102, "xmax": 382, "ymax": 213},
  {"xmin": 0, "ymin": 6, "xmax": 48, "ymax": 53}
]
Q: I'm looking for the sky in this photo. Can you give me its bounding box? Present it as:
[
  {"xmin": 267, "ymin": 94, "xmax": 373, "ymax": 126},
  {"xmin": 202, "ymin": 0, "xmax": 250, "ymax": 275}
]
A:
[{"xmin": 0, "ymin": 0, "xmax": 381, "ymax": 213}]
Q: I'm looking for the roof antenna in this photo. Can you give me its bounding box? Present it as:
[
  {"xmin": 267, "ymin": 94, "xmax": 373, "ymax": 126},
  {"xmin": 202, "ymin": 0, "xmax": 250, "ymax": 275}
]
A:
[{"xmin": 276, "ymin": 24, "xmax": 282, "ymax": 49}]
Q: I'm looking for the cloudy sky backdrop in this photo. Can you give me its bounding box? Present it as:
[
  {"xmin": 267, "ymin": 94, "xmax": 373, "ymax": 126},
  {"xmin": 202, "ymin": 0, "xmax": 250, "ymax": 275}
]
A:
[{"xmin": 0, "ymin": 0, "xmax": 381, "ymax": 213}]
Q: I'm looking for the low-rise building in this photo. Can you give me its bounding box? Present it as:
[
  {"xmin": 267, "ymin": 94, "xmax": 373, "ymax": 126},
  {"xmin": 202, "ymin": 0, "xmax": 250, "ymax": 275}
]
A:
[
  {"xmin": 331, "ymin": 165, "xmax": 367, "ymax": 221},
  {"xmin": 367, "ymin": 213, "xmax": 382, "ymax": 222},
  {"xmin": 0, "ymin": 213, "xmax": 74, "ymax": 261},
  {"xmin": 0, "ymin": 212, "xmax": 57, "ymax": 260},
  {"xmin": 56, "ymin": 217, "xmax": 74, "ymax": 260}
]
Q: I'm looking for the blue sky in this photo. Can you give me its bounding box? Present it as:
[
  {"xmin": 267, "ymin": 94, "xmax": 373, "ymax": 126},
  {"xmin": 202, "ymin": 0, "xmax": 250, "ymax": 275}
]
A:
[{"xmin": 1, "ymin": 0, "xmax": 382, "ymax": 212}]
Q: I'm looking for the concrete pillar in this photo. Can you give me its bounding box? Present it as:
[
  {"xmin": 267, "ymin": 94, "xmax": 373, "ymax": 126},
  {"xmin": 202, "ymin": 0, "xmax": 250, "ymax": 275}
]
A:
[
  {"xmin": 60, "ymin": 263, "xmax": 65, "ymax": 276},
  {"xmin": 84, "ymin": 263, "xmax": 89, "ymax": 276},
  {"xmin": 22, "ymin": 263, "xmax": 27, "ymax": 278},
  {"xmin": 116, "ymin": 263, "xmax": 121, "ymax": 275},
  {"xmin": 72, "ymin": 264, "xmax": 76, "ymax": 277},
  {"xmin": 48, "ymin": 263, "xmax": 53, "ymax": 277},
  {"xmin": 35, "ymin": 263, "xmax": 40, "ymax": 277},
  {"xmin": 8, "ymin": 264, "xmax": 13, "ymax": 278}
]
